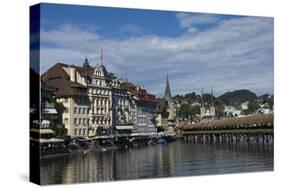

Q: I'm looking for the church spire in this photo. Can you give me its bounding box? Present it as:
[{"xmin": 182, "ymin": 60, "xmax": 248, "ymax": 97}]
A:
[
  {"xmin": 83, "ymin": 56, "xmax": 90, "ymax": 68},
  {"xmin": 100, "ymin": 48, "xmax": 103, "ymax": 66},
  {"xmin": 164, "ymin": 72, "xmax": 173, "ymax": 102},
  {"xmin": 201, "ymin": 87, "xmax": 204, "ymax": 107},
  {"xmin": 125, "ymin": 67, "xmax": 128, "ymax": 81},
  {"xmin": 211, "ymin": 86, "xmax": 214, "ymax": 106}
]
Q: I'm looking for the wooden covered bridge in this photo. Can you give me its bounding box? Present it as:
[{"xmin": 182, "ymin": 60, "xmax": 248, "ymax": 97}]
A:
[{"xmin": 177, "ymin": 114, "xmax": 274, "ymax": 144}]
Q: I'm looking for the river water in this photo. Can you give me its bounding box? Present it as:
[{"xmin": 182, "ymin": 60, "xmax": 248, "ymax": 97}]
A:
[{"xmin": 40, "ymin": 141, "xmax": 273, "ymax": 185}]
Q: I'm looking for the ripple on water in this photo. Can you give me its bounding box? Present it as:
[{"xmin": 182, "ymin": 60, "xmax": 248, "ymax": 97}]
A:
[{"xmin": 40, "ymin": 141, "xmax": 273, "ymax": 185}]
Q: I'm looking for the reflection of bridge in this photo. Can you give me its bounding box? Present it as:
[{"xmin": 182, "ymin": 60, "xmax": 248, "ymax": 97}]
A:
[{"xmin": 177, "ymin": 114, "xmax": 273, "ymax": 144}]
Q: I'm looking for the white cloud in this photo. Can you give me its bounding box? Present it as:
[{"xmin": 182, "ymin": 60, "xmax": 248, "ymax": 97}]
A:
[
  {"xmin": 41, "ymin": 24, "xmax": 101, "ymax": 52},
  {"xmin": 40, "ymin": 15, "xmax": 273, "ymax": 97},
  {"xmin": 118, "ymin": 24, "xmax": 143, "ymax": 35},
  {"xmin": 176, "ymin": 12, "xmax": 221, "ymax": 31},
  {"xmin": 187, "ymin": 27, "xmax": 198, "ymax": 33}
]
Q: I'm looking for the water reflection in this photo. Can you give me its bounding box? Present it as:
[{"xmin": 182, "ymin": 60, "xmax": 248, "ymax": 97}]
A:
[{"xmin": 41, "ymin": 141, "xmax": 273, "ymax": 185}]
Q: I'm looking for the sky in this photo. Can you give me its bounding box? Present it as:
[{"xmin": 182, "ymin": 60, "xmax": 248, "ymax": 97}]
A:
[{"xmin": 39, "ymin": 3, "xmax": 274, "ymax": 97}]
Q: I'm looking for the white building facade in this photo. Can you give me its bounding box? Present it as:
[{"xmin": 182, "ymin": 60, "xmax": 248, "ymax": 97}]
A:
[{"xmin": 42, "ymin": 54, "xmax": 157, "ymax": 137}]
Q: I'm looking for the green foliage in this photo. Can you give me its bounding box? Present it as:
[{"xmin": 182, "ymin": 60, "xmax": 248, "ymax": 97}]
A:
[
  {"xmin": 173, "ymin": 89, "xmax": 273, "ymax": 119},
  {"xmin": 218, "ymin": 89, "xmax": 257, "ymax": 107},
  {"xmin": 176, "ymin": 103, "xmax": 200, "ymax": 120},
  {"xmin": 259, "ymin": 94, "xmax": 274, "ymax": 109},
  {"xmin": 247, "ymin": 101, "xmax": 260, "ymax": 113}
]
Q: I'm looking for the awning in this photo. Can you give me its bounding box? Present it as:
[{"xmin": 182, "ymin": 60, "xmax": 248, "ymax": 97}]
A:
[
  {"xmin": 48, "ymin": 138, "xmax": 64, "ymax": 142},
  {"xmin": 30, "ymin": 128, "xmax": 55, "ymax": 134},
  {"xmin": 130, "ymin": 132, "xmax": 157, "ymax": 137},
  {"xmin": 35, "ymin": 138, "xmax": 64, "ymax": 143},
  {"xmin": 42, "ymin": 108, "xmax": 57, "ymax": 114},
  {"xmin": 77, "ymin": 137, "xmax": 93, "ymax": 141},
  {"xmin": 115, "ymin": 126, "xmax": 133, "ymax": 130},
  {"xmin": 92, "ymin": 135, "xmax": 114, "ymax": 139}
]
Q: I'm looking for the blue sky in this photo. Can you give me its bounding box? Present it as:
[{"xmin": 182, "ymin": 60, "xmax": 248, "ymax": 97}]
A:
[{"xmin": 39, "ymin": 3, "xmax": 274, "ymax": 97}]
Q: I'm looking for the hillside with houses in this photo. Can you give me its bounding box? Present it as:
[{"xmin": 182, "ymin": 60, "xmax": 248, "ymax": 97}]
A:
[{"xmin": 174, "ymin": 89, "xmax": 273, "ymax": 123}]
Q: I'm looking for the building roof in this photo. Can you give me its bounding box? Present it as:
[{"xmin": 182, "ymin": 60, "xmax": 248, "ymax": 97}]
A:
[
  {"xmin": 164, "ymin": 74, "xmax": 173, "ymax": 102},
  {"xmin": 122, "ymin": 82, "xmax": 156, "ymax": 102},
  {"xmin": 83, "ymin": 57, "xmax": 90, "ymax": 68},
  {"xmin": 41, "ymin": 63, "xmax": 88, "ymax": 98},
  {"xmin": 178, "ymin": 114, "xmax": 273, "ymax": 129}
]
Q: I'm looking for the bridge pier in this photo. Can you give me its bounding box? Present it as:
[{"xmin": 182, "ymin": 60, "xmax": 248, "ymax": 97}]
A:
[{"xmin": 184, "ymin": 133, "xmax": 274, "ymax": 146}]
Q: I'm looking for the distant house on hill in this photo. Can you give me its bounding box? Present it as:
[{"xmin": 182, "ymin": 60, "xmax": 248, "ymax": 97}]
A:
[
  {"xmin": 241, "ymin": 101, "xmax": 249, "ymax": 110},
  {"xmin": 257, "ymin": 103, "xmax": 272, "ymax": 114},
  {"xmin": 224, "ymin": 105, "xmax": 241, "ymax": 117}
]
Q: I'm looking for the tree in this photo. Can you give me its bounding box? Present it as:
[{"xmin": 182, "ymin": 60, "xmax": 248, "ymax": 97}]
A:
[{"xmin": 248, "ymin": 101, "xmax": 259, "ymax": 114}]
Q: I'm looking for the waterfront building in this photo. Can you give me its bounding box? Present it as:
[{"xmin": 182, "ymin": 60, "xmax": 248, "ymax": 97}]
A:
[
  {"xmin": 122, "ymin": 82, "xmax": 157, "ymax": 134},
  {"xmin": 111, "ymin": 79, "xmax": 134, "ymax": 135},
  {"xmin": 40, "ymin": 81, "xmax": 60, "ymax": 137},
  {"xmin": 42, "ymin": 51, "xmax": 156, "ymax": 137},
  {"xmin": 164, "ymin": 73, "xmax": 176, "ymax": 127},
  {"xmin": 80, "ymin": 56, "xmax": 115, "ymax": 136},
  {"xmin": 156, "ymin": 98, "xmax": 169, "ymax": 129},
  {"xmin": 41, "ymin": 63, "xmax": 91, "ymax": 137},
  {"xmin": 30, "ymin": 82, "xmax": 59, "ymax": 139},
  {"xmin": 79, "ymin": 54, "xmax": 135, "ymax": 136},
  {"xmin": 156, "ymin": 73, "xmax": 176, "ymax": 131}
]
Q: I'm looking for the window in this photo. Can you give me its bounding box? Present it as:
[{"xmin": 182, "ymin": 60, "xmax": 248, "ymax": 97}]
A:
[
  {"xmin": 64, "ymin": 118, "xmax": 69, "ymax": 125},
  {"xmin": 65, "ymin": 108, "xmax": 69, "ymax": 113},
  {"xmin": 74, "ymin": 118, "xmax": 77, "ymax": 125},
  {"xmin": 75, "ymin": 129, "xmax": 78, "ymax": 135},
  {"xmin": 78, "ymin": 118, "xmax": 81, "ymax": 125},
  {"xmin": 78, "ymin": 108, "xmax": 81, "ymax": 114}
]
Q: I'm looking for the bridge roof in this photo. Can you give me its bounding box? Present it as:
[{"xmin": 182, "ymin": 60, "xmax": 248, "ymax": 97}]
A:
[{"xmin": 178, "ymin": 114, "xmax": 273, "ymax": 130}]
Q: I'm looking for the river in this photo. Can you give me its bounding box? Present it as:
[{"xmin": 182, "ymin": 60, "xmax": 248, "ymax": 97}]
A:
[{"xmin": 40, "ymin": 141, "xmax": 273, "ymax": 185}]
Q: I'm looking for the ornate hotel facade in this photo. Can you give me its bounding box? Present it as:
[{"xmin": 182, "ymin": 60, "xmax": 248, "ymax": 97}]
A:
[{"xmin": 41, "ymin": 53, "xmax": 157, "ymax": 137}]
